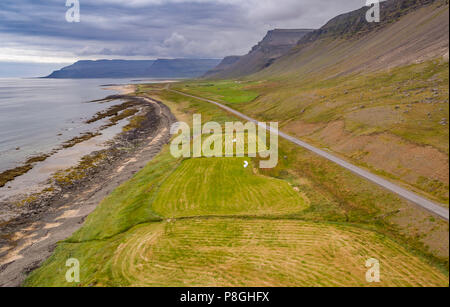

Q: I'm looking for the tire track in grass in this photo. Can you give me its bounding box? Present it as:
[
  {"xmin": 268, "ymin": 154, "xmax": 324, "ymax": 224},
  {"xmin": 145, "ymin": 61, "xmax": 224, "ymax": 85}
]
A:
[
  {"xmin": 107, "ymin": 219, "xmax": 448, "ymax": 287},
  {"xmin": 170, "ymin": 89, "xmax": 449, "ymax": 221}
]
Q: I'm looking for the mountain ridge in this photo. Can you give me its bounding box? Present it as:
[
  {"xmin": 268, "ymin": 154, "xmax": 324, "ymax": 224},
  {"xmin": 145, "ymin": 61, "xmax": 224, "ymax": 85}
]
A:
[
  {"xmin": 46, "ymin": 58, "xmax": 221, "ymax": 79},
  {"xmin": 255, "ymin": 0, "xmax": 448, "ymax": 80},
  {"xmin": 205, "ymin": 0, "xmax": 448, "ymax": 81},
  {"xmin": 203, "ymin": 56, "xmax": 242, "ymax": 77},
  {"xmin": 204, "ymin": 28, "xmax": 314, "ymax": 79}
]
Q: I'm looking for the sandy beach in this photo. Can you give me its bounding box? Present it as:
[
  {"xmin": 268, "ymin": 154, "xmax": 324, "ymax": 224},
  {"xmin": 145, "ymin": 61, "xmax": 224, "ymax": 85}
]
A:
[{"xmin": 104, "ymin": 84, "xmax": 136, "ymax": 95}]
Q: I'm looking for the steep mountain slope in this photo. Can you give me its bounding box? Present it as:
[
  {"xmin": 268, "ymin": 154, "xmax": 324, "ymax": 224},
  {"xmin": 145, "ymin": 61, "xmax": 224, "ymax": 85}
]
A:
[
  {"xmin": 257, "ymin": 0, "xmax": 449, "ymax": 79},
  {"xmin": 46, "ymin": 59, "xmax": 221, "ymax": 79},
  {"xmin": 203, "ymin": 56, "xmax": 241, "ymax": 77},
  {"xmin": 175, "ymin": 0, "xmax": 449, "ymax": 206},
  {"xmin": 301, "ymin": 0, "xmax": 440, "ymax": 42},
  {"xmin": 205, "ymin": 29, "xmax": 314, "ymax": 79}
]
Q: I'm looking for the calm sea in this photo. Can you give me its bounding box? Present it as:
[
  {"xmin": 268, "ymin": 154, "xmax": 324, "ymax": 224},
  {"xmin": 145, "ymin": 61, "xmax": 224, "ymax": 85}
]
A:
[{"xmin": 0, "ymin": 78, "xmax": 143, "ymax": 173}]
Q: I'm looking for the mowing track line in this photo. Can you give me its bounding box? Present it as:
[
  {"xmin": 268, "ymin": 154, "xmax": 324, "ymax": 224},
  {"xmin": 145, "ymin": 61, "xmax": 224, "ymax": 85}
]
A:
[{"xmin": 169, "ymin": 89, "xmax": 449, "ymax": 221}]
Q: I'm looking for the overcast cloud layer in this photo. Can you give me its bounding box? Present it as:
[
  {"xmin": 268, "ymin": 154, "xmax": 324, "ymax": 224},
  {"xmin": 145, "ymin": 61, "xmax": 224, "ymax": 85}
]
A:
[{"xmin": 0, "ymin": 0, "xmax": 366, "ymax": 66}]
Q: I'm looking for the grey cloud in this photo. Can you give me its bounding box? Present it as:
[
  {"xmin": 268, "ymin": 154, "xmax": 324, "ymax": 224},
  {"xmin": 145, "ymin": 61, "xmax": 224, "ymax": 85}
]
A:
[{"xmin": 0, "ymin": 0, "xmax": 367, "ymax": 62}]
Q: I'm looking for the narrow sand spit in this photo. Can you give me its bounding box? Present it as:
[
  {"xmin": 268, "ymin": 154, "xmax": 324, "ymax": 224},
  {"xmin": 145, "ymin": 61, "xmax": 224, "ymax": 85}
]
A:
[
  {"xmin": 0, "ymin": 90, "xmax": 176, "ymax": 287},
  {"xmin": 104, "ymin": 84, "xmax": 136, "ymax": 95}
]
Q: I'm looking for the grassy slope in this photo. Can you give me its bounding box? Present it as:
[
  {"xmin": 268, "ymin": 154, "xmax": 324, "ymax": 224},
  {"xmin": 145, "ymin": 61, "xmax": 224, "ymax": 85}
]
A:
[
  {"xmin": 183, "ymin": 81, "xmax": 259, "ymax": 104},
  {"xmin": 68, "ymin": 147, "xmax": 181, "ymax": 242},
  {"xmin": 257, "ymin": 1, "xmax": 449, "ymax": 80},
  {"xmin": 177, "ymin": 60, "xmax": 449, "ymax": 204},
  {"xmin": 24, "ymin": 86, "xmax": 449, "ymax": 287},
  {"xmin": 157, "ymin": 86, "xmax": 449, "ymax": 260},
  {"xmin": 25, "ymin": 219, "xmax": 448, "ymax": 287},
  {"xmin": 152, "ymin": 158, "xmax": 307, "ymax": 218},
  {"xmin": 21, "ymin": 2, "xmax": 450, "ymax": 288},
  {"xmin": 192, "ymin": 2, "xmax": 450, "ymax": 203}
]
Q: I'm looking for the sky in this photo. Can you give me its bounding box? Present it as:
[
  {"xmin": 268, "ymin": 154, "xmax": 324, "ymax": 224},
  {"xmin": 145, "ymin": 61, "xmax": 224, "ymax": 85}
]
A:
[{"xmin": 0, "ymin": 0, "xmax": 366, "ymax": 77}]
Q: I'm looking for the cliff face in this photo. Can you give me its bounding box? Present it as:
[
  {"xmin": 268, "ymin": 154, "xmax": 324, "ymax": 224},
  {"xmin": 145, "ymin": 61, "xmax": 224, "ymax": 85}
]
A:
[
  {"xmin": 299, "ymin": 0, "xmax": 440, "ymax": 43},
  {"xmin": 204, "ymin": 29, "xmax": 314, "ymax": 79},
  {"xmin": 251, "ymin": 29, "xmax": 314, "ymax": 55},
  {"xmin": 46, "ymin": 59, "xmax": 221, "ymax": 79}
]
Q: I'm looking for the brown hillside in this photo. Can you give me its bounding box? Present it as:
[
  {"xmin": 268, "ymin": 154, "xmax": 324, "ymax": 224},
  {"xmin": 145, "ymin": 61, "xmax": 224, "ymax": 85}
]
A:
[
  {"xmin": 203, "ymin": 56, "xmax": 241, "ymax": 77},
  {"xmin": 257, "ymin": 0, "xmax": 449, "ymax": 79}
]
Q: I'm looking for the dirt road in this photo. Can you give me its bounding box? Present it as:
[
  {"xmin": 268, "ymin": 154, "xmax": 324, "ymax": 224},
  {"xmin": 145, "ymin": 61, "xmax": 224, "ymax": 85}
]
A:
[{"xmin": 170, "ymin": 89, "xmax": 449, "ymax": 221}]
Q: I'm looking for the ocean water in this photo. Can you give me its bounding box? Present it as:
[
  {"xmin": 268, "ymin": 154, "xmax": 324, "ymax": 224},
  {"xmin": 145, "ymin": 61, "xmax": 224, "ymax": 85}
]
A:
[{"xmin": 0, "ymin": 78, "xmax": 143, "ymax": 173}]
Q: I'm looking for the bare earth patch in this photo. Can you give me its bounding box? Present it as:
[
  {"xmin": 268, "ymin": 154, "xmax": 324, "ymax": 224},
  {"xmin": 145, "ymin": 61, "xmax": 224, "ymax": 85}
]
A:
[{"xmin": 286, "ymin": 120, "xmax": 449, "ymax": 203}]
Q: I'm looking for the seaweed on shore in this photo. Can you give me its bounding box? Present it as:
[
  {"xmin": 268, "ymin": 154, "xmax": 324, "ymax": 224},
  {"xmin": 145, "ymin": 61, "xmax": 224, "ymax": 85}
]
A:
[
  {"xmin": 0, "ymin": 165, "xmax": 33, "ymax": 188},
  {"xmin": 25, "ymin": 155, "xmax": 50, "ymax": 164},
  {"xmin": 89, "ymin": 94, "xmax": 129, "ymax": 103},
  {"xmin": 103, "ymin": 108, "xmax": 139, "ymax": 129},
  {"xmin": 0, "ymin": 96, "xmax": 150, "ymax": 189},
  {"xmin": 123, "ymin": 115, "xmax": 147, "ymax": 132},
  {"xmin": 62, "ymin": 132, "xmax": 101, "ymax": 149},
  {"xmin": 0, "ymin": 131, "xmax": 106, "ymax": 188},
  {"xmin": 0, "ymin": 154, "xmax": 50, "ymax": 188},
  {"xmin": 65, "ymin": 100, "xmax": 143, "ymax": 148},
  {"xmin": 86, "ymin": 101, "xmax": 139, "ymax": 124},
  {"xmin": 52, "ymin": 151, "xmax": 108, "ymax": 187}
]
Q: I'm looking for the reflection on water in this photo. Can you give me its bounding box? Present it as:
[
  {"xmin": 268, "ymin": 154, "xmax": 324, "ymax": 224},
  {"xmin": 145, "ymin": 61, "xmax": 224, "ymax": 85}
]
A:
[
  {"xmin": 0, "ymin": 78, "xmax": 128, "ymax": 172},
  {"xmin": 0, "ymin": 78, "xmax": 168, "ymax": 201},
  {"xmin": 0, "ymin": 118, "xmax": 129, "ymax": 201}
]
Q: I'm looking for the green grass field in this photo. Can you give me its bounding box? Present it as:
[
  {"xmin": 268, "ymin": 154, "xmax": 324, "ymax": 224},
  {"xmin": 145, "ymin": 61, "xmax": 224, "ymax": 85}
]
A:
[
  {"xmin": 24, "ymin": 81, "xmax": 449, "ymax": 287},
  {"xmin": 24, "ymin": 219, "xmax": 448, "ymax": 287},
  {"xmin": 182, "ymin": 81, "xmax": 259, "ymax": 104},
  {"xmin": 176, "ymin": 61, "xmax": 449, "ymax": 153},
  {"xmin": 152, "ymin": 157, "xmax": 306, "ymax": 218},
  {"xmin": 174, "ymin": 60, "xmax": 450, "ymax": 204}
]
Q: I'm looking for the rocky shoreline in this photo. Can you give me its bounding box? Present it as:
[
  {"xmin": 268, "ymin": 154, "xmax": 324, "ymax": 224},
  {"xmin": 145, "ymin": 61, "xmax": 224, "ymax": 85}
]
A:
[{"xmin": 0, "ymin": 94, "xmax": 176, "ymax": 286}]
